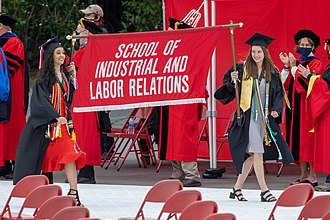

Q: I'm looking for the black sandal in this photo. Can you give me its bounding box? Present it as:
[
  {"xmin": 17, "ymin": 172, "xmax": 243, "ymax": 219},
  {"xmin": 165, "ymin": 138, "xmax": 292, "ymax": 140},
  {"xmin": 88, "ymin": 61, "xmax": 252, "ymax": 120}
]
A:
[
  {"xmin": 229, "ymin": 188, "xmax": 248, "ymax": 201},
  {"xmin": 260, "ymin": 190, "xmax": 277, "ymax": 202},
  {"xmin": 68, "ymin": 189, "xmax": 82, "ymax": 206}
]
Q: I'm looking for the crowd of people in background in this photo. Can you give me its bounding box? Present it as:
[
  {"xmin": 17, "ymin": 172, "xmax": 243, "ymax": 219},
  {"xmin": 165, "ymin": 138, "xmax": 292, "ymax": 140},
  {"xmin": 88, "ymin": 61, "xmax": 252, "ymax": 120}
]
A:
[{"xmin": 1, "ymin": 3, "xmax": 330, "ymax": 209}]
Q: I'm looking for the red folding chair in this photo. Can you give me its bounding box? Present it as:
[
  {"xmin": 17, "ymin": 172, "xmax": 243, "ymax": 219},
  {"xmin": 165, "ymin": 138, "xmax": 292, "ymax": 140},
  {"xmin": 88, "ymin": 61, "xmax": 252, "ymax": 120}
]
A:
[
  {"xmin": 268, "ymin": 183, "xmax": 314, "ymax": 220},
  {"xmin": 323, "ymin": 210, "xmax": 330, "ymax": 220},
  {"xmin": 297, "ymin": 195, "xmax": 330, "ymax": 220},
  {"xmin": 102, "ymin": 107, "xmax": 157, "ymax": 171},
  {"xmin": 118, "ymin": 179, "xmax": 183, "ymax": 220},
  {"xmin": 2, "ymin": 184, "xmax": 62, "ymax": 219},
  {"xmin": 0, "ymin": 175, "xmax": 49, "ymax": 219},
  {"xmin": 179, "ymin": 201, "xmax": 218, "ymax": 220},
  {"xmin": 34, "ymin": 196, "xmax": 77, "ymax": 220},
  {"xmin": 203, "ymin": 213, "xmax": 237, "ymax": 220},
  {"xmin": 157, "ymin": 190, "xmax": 202, "ymax": 219},
  {"xmin": 51, "ymin": 206, "xmax": 90, "ymax": 220}
]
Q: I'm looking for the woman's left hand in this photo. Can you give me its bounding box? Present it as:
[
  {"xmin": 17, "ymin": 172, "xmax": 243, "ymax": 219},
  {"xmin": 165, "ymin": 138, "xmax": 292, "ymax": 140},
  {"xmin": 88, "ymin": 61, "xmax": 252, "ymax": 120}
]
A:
[
  {"xmin": 270, "ymin": 111, "xmax": 279, "ymax": 118},
  {"xmin": 67, "ymin": 62, "xmax": 76, "ymax": 78},
  {"xmin": 298, "ymin": 64, "xmax": 311, "ymax": 78}
]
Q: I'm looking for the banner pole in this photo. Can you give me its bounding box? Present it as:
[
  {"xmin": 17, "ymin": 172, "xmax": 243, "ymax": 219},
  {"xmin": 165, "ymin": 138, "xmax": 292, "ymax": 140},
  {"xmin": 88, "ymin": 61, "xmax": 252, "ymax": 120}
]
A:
[{"xmin": 202, "ymin": 0, "xmax": 226, "ymax": 179}]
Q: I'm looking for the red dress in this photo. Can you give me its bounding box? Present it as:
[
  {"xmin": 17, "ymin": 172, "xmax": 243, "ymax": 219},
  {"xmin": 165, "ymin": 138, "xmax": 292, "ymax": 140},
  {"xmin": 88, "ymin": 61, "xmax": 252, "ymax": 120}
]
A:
[{"xmin": 42, "ymin": 76, "xmax": 86, "ymax": 172}]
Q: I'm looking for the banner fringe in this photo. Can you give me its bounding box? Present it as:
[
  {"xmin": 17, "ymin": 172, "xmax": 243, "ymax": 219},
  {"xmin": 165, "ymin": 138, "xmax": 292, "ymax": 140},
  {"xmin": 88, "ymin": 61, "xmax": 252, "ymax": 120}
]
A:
[{"xmin": 73, "ymin": 98, "xmax": 206, "ymax": 112}]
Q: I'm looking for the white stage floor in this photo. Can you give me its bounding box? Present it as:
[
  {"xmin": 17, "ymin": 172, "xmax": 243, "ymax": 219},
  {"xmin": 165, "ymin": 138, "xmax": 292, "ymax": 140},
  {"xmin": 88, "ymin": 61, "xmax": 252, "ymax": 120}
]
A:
[{"xmin": 1, "ymin": 181, "xmax": 328, "ymax": 220}]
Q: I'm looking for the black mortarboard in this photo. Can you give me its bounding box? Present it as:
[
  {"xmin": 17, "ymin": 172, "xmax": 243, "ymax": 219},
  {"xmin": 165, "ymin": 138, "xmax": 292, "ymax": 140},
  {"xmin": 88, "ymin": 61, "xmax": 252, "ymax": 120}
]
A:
[
  {"xmin": 81, "ymin": 18, "xmax": 104, "ymax": 34},
  {"xmin": 294, "ymin": 29, "xmax": 320, "ymax": 48},
  {"xmin": 169, "ymin": 17, "xmax": 193, "ymax": 30},
  {"xmin": 0, "ymin": 14, "xmax": 17, "ymax": 27},
  {"xmin": 245, "ymin": 33, "xmax": 275, "ymax": 47},
  {"xmin": 39, "ymin": 37, "xmax": 62, "ymax": 69}
]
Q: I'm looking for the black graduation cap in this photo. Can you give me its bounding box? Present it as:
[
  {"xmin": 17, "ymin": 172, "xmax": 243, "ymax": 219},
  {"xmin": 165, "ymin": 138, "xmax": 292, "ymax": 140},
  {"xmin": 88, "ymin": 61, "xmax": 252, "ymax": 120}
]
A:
[
  {"xmin": 326, "ymin": 39, "xmax": 330, "ymax": 45},
  {"xmin": 169, "ymin": 17, "xmax": 193, "ymax": 30},
  {"xmin": 38, "ymin": 37, "xmax": 62, "ymax": 69},
  {"xmin": 81, "ymin": 18, "xmax": 104, "ymax": 34},
  {"xmin": 0, "ymin": 14, "xmax": 17, "ymax": 27},
  {"xmin": 245, "ymin": 33, "xmax": 275, "ymax": 47},
  {"xmin": 294, "ymin": 29, "xmax": 320, "ymax": 48}
]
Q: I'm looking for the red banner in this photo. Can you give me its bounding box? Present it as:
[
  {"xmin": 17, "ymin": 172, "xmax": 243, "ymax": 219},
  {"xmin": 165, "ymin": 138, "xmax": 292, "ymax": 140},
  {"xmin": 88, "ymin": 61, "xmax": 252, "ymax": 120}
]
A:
[{"xmin": 73, "ymin": 26, "xmax": 221, "ymax": 112}]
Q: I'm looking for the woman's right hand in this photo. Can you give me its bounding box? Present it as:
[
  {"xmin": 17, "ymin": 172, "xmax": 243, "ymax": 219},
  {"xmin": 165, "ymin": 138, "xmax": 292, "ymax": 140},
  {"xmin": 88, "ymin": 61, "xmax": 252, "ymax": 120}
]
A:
[
  {"xmin": 56, "ymin": 116, "xmax": 67, "ymax": 124},
  {"xmin": 231, "ymin": 71, "xmax": 238, "ymax": 82}
]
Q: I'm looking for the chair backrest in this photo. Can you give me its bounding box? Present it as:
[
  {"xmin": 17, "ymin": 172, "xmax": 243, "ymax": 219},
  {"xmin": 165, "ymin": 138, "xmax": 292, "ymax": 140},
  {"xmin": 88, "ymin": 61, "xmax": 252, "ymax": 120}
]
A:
[
  {"xmin": 297, "ymin": 195, "xmax": 330, "ymax": 220},
  {"xmin": 268, "ymin": 183, "xmax": 314, "ymax": 220},
  {"xmin": 203, "ymin": 213, "xmax": 237, "ymax": 220},
  {"xmin": 16, "ymin": 184, "xmax": 62, "ymax": 218},
  {"xmin": 133, "ymin": 179, "xmax": 183, "ymax": 219},
  {"xmin": 157, "ymin": 190, "xmax": 202, "ymax": 219},
  {"xmin": 323, "ymin": 210, "xmax": 330, "ymax": 220},
  {"xmin": 34, "ymin": 196, "xmax": 76, "ymax": 220},
  {"xmin": 0, "ymin": 175, "xmax": 49, "ymax": 218},
  {"xmin": 179, "ymin": 201, "xmax": 218, "ymax": 220},
  {"xmin": 51, "ymin": 206, "xmax": 90, "ymax": 220}
]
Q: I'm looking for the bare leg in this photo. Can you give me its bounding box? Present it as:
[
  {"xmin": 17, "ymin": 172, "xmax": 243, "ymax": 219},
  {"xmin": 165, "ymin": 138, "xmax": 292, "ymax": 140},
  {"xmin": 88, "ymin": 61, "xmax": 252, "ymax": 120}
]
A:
[
  {"xmin": 64, "ymin": 162, "xmax": 78, "ymax": 190},
  {"xmin": 299, "ymin": 161, "xmax": 309, "ymax": 181},
  {"xmin": 253, "ymin": 153, "xmax": 268, "ymax": 192},
  {"xmin": 254, "ymin": 153, "xmax": 276, "ymax": 202},
  {"xmin": 234, "ymin": 155, "xmax": 254, "ymax": 189},
  {"xmin": 307, "ymin": 162, "xmax": 317, "ymax": 183}
]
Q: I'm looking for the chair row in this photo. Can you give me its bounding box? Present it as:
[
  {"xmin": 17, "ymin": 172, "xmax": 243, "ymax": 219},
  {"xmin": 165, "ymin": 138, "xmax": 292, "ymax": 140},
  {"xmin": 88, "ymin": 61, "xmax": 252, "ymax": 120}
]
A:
[
  {"xmin": 268, "ymin": 183, "xmax": 330, "ymax": 220},
  {"xmin": 118, "ymin": 179, "xmax": 236, "ymax": 220},
  {"xmin": 0, "ymin": 175, "xmax": 99, "ymax": 220}
]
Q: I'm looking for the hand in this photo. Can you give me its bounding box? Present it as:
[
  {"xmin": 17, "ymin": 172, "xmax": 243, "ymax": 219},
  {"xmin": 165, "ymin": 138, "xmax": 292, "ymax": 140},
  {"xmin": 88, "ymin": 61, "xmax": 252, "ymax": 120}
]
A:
[
  {"xmin": 231, "ymin": 71, "xmax": 238, "ymax": 82},
  {"xmin": 56, "ymin": 116, "xmax": 67, "ymax": 124},
  {"xmin": 298, "ymin": 64, "xmax": 311, "ymax": 78},
  {"xmin": 67, "ymin": 62, "xmax": 76, "ymax": 78},
  {"xmin": 270, "ymin": 111, "xmax": 279, "ymax": 118},
  {"xmin": 279, "ymin": 52, "xmax": 289, "ymax": 65},
  {"xmin": 288, "ymin": 53, "xmax": 296, "ymax": 67}
]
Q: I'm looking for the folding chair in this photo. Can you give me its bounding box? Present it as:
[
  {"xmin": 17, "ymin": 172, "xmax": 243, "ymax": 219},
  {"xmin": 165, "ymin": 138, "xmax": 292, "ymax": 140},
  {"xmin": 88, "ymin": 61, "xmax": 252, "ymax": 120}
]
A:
[
  {"xmin": 2, "ymin": 184, "xmax": 62, "ymax": 219},
  {"xmin": 34, "ymin": 196, "xmax": 76, "ymax": 220},
  {"xmin": 157, "ymin": 190, "xmax": 202, "ymax": 219},
  {"xmin": 178, "ymin": 201, "xmax": 218, "ymax": 220},
  {"xmin": 0, "ymin": 175, "xmax": 49, "ymax": 219},
  {"xmin": 118, "ymin": 179, "xmax": 183, "ymax": 220},
  {"xmin": 297, "ymin": 195, "xmax": 330, "ymax": 220},
  {"xmin": 204, "ymin": 213, "xmax": 237, "ymax": 220},
  {"xmin": 268, "ymin": 183, "xmax": 314, "ymax": 220},
  {"xmin": 323, "ymin": 210, "xmax": 330, "ymax": 220},
  {"xmin": 51, "ymin": 206, "xmax": 90, "ymax": 220},
  {"xmin": 102, "ymin": 107, "xmax": 157, "ymax": 171}
]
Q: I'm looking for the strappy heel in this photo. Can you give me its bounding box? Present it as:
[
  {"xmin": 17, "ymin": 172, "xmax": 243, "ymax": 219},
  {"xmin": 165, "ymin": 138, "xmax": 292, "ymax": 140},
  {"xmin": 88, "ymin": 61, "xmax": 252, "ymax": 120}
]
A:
[
  {"xmin": 229, "ymin": 188, "xmax": 248, "ymax": 201},
  {"xmin": 68, "ymin": 189, "xmax": 82, "ymax": 206},
  {"xmin": 260, "ymin": 190, "xmax": 277, "ymax": 202}
]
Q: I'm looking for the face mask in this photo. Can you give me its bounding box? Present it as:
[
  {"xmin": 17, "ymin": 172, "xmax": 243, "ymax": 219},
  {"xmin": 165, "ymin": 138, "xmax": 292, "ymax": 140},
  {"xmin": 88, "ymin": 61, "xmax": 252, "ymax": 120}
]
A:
[{"xmin": 299, "ymin": 47, "xmax": 313, "ymax": 61}]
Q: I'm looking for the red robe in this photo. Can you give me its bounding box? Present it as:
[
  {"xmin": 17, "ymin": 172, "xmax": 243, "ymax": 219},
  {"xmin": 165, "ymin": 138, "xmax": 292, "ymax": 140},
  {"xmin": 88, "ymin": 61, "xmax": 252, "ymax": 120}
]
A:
[
  {"xmin": 71, "ymin": 47, "xmax": 101, "ymax": 166},
  {"xmin": 284, "ymin": 58, "xmax": 323, "ymax": 163},
  {"xmin": 0, "ymin": 33, "xmax": 26, "ymax": 165},
  {"xmin": 305, "ymin": 72, "xmax": 330, "ymax": 173},
  {"xmin": 159, "ymin": 104, "xmax": 200, "ymax": 162}
]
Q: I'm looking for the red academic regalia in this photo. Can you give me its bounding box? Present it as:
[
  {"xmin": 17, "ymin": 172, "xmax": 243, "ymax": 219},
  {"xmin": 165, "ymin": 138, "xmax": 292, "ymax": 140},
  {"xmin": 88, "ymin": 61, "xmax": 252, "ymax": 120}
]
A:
[
  {"xmin": 71, "ymin": 47, "xmax": 101, "ymax": 166},
  {"xmin": 0, "ymin": 33, "xmax": 27, "ymax": 165},
  {"xmin": 284, "ymin": 58, "xmax": 324, "ymax": 163},
  {"xmin": 159, "ymin": 104, "xmax": 200, "ymax": 162},
  {"xmin": 305, "ymin": 67, "xmax": 330, "ymax": 173}
]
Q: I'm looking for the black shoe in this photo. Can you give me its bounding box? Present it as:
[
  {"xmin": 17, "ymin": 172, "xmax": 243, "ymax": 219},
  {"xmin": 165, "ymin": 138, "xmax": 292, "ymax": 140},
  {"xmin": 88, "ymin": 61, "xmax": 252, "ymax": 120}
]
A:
[
  {"xmin": 68, "ymin": 189, "xmax": 83, "ymax": 206},
  {"xmin": 4, "ymin": 173, "xmax": 13, "ymax": 180},
  {"xmin": 229, "ymin": 188, "xmax": 248, "ymax": 201},
  {"xmin": 77, "ymin": 176, "xmax": 96, "ymax": 184},
  {"xmin": 182, "ymin": 179, "xmax": 201, "ymax": 187}
]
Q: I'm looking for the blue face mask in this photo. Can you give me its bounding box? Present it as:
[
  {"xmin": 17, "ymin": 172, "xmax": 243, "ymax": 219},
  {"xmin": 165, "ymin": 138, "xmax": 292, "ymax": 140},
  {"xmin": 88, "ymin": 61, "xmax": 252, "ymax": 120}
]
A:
[{"xmin": 299, "ymin": 47, "xmax": 313, "ymax": 61}]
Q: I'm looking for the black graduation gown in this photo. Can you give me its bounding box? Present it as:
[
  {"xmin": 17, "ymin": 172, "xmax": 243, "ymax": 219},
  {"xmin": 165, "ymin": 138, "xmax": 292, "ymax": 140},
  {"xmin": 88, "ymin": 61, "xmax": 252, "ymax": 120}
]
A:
[
  {"xmin": 13, "ymin": 79, "xmax": 75, "ymax": 184},
  {"xmin": 214, "ymin": 63, "xmax": 294, "ymax": 173}
]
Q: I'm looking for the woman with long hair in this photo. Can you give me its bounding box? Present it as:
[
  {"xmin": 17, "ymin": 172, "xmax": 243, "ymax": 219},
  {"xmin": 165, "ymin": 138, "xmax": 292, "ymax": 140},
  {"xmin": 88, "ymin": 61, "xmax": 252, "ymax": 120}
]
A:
[
  {"xmin": 14, "ymin": 37, "xmax": 86, "ymax": 206},
  {"xmin": 215, "ymin": 33, "xmax": 293, "ymax": 202}
]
